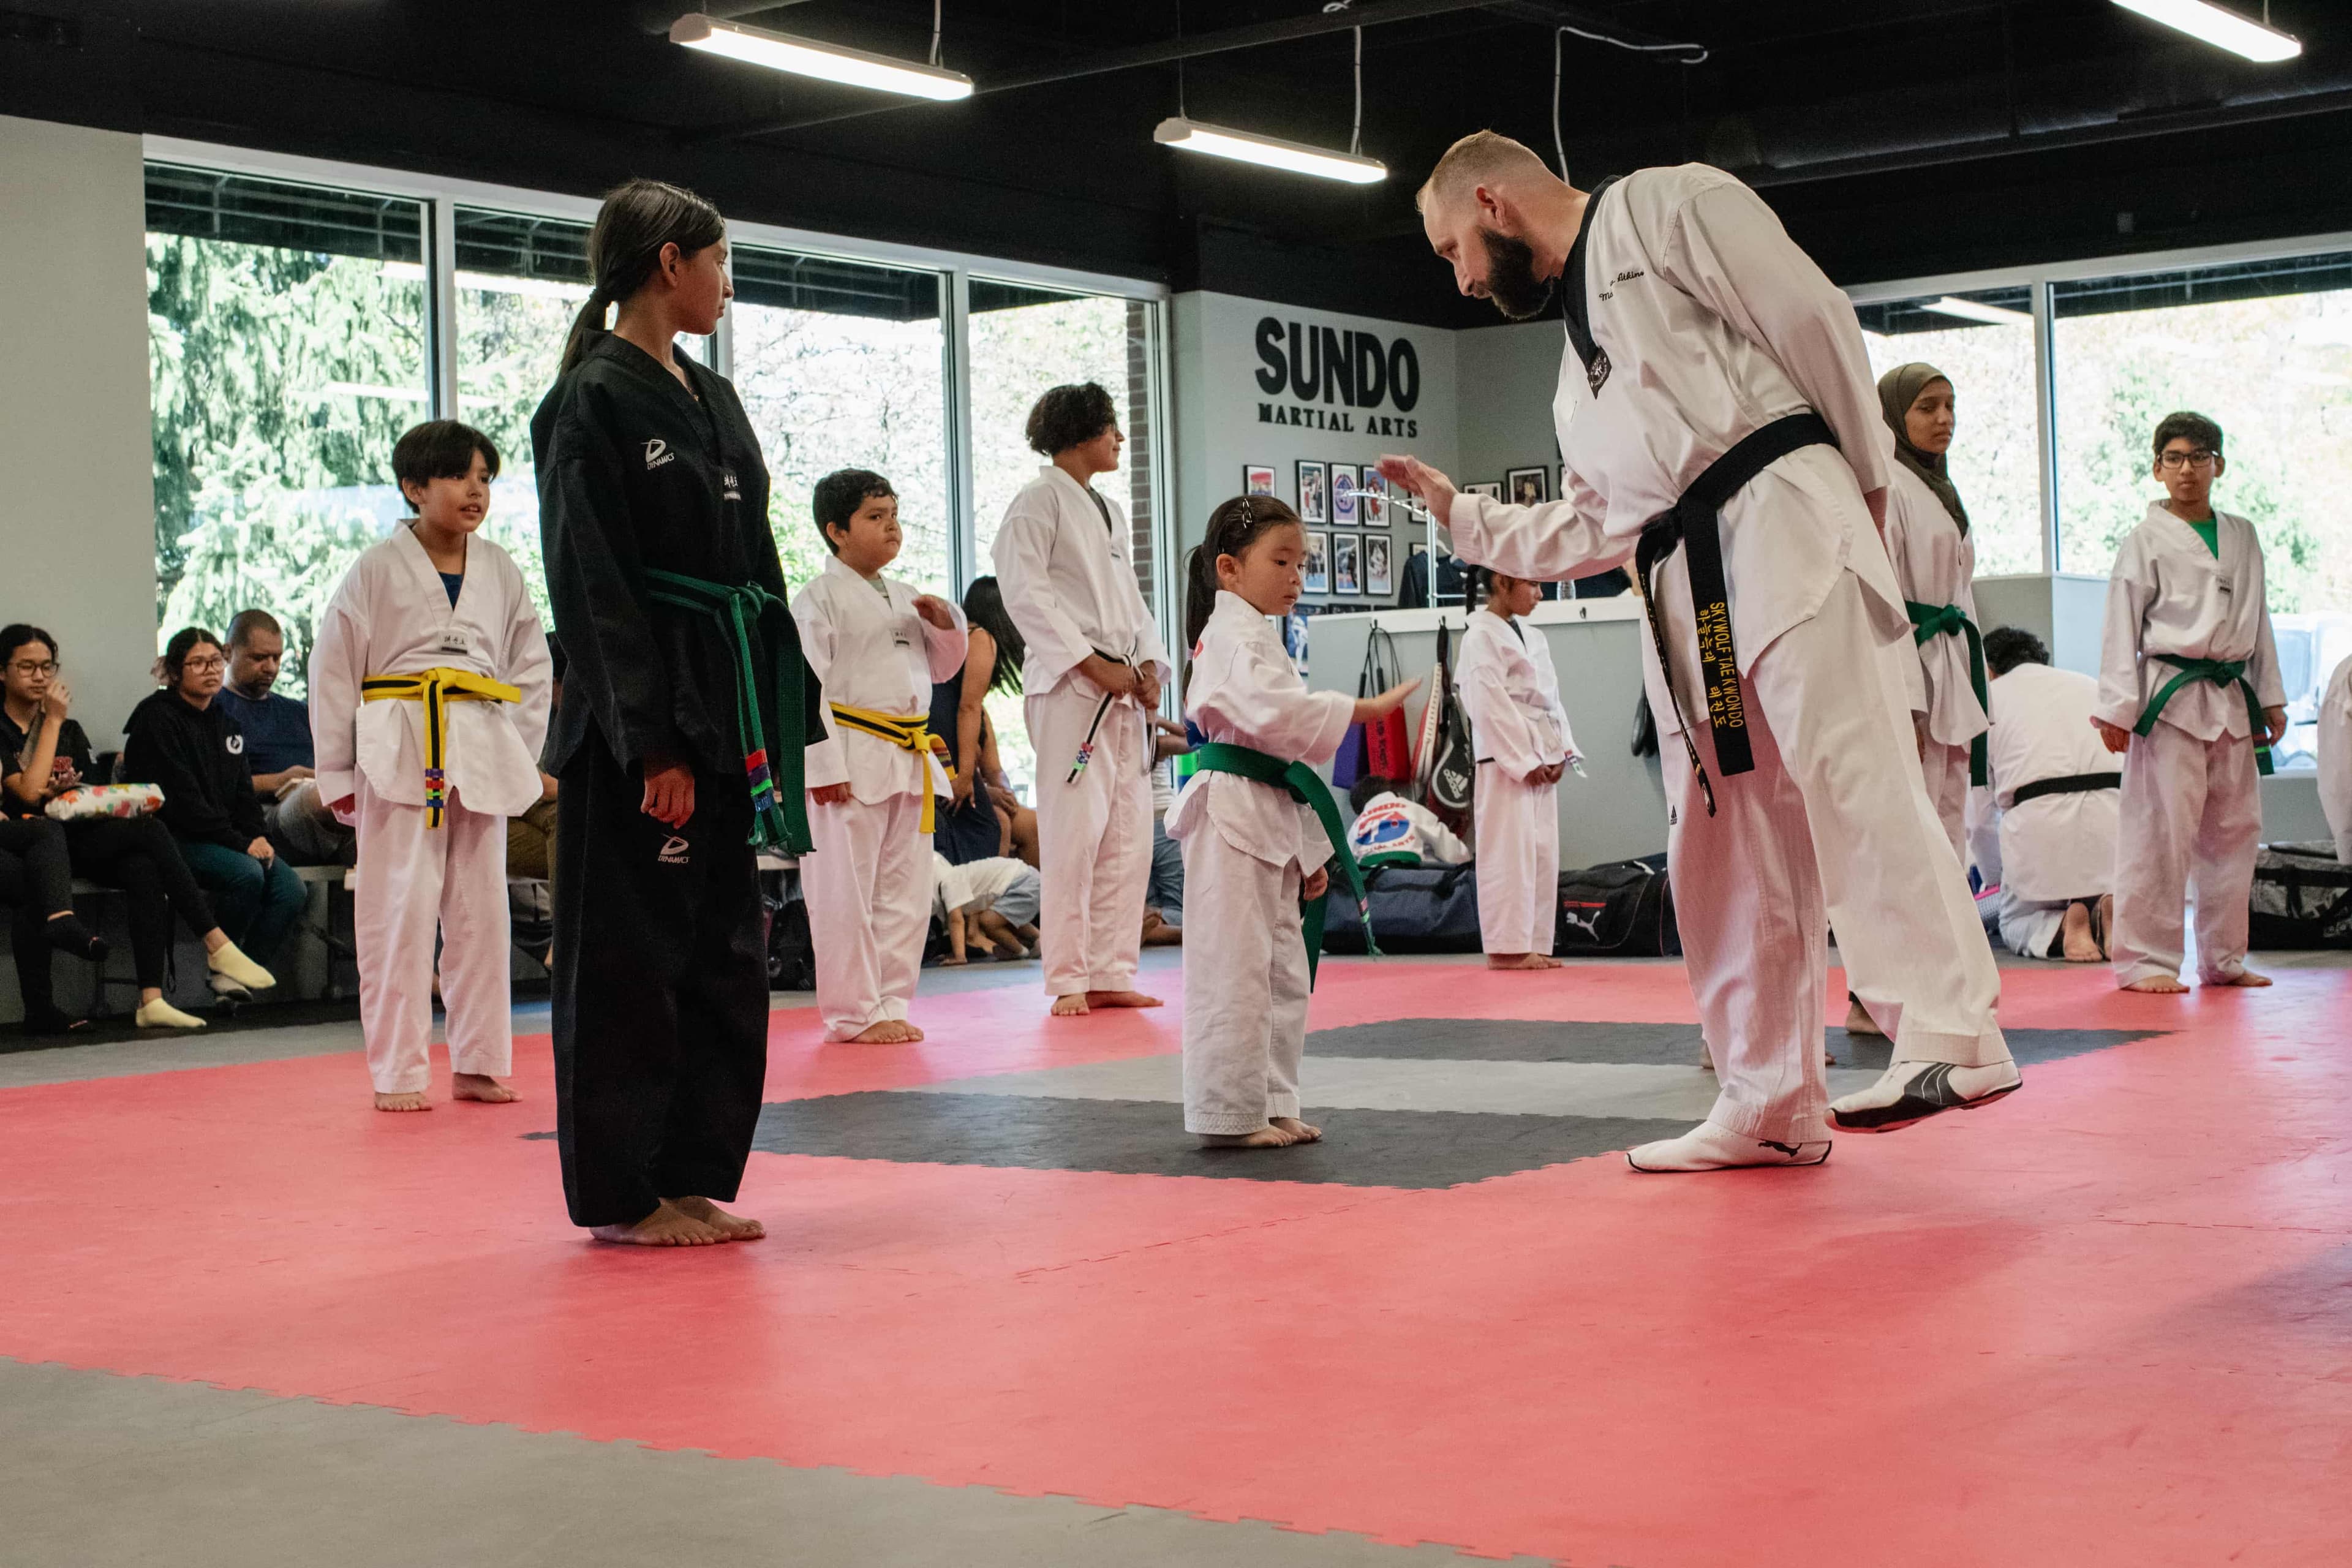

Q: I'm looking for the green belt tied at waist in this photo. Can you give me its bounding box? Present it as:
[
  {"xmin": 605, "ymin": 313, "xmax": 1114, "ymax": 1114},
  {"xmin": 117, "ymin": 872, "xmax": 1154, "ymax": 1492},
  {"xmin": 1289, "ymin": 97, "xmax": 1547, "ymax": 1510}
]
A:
[
  {"xmin": 1904, "ymin": 600, "xmax": 1989, "ymax": 786},
  {"xmin": 1189, "ymin": 742, "xmax": 1378, "ymax": 987},
  {"xmin": 641, "ymin": 568, "xmax": 815, "ymax": 853},
  {"xmin": 2133, "ymin": 654, "xmax": 2275, "ymax": 777}
]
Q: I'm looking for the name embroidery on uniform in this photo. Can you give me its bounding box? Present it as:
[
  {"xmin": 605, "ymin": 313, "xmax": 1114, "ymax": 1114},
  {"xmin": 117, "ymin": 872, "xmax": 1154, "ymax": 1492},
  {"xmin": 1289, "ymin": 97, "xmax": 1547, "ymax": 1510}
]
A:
[{"xmin": 644, "ymin": 438, "xmax": 676, "ymax": 471}]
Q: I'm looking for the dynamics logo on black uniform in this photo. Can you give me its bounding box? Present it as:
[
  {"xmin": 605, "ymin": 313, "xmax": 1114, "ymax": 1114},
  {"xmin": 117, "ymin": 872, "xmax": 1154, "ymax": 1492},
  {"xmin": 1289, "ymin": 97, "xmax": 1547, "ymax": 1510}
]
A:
[
  {"xmin": 644, "ymin": 438, "xmax": 676, "ymax": 471},
  {"xmin": 657, "ymin": 835, "xmax": 690, "ymax": 866}
]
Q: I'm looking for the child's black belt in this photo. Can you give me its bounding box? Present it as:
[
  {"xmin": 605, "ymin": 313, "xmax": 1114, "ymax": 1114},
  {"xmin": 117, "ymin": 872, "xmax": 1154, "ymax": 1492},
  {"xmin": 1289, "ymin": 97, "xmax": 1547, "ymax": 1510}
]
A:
[
  {"xmin": 2008, "ymin": 771, "xmax": 2122, "ymax": 805},
  {"xmin": 1632, "ymin": 411, "xmax": 1838, "ymax": 816}
]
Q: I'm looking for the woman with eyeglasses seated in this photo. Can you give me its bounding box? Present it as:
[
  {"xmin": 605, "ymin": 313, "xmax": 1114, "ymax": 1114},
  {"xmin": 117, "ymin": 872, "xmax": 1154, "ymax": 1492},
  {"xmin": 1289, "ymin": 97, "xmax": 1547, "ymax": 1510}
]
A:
[
  {"xmin": 2, "ymin": 624, "xmax": 274, "ymax": 1029},
  {"xmin": 120, "ymin": 627, "xmax": 301, "ymax": 1012}
]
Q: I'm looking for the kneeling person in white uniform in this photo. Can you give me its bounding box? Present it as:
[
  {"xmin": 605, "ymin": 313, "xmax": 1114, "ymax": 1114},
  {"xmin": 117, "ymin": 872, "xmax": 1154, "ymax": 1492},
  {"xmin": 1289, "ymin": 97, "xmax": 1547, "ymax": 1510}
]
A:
[
  {"xmin": 1346, "ymin": 775, "xmax": 1469, "ymax": 868},
  {"xmin": 2093, "ymin": 412, "xmax": 2286, "ymax": 995},
  {"xmin": 1457, "ymin": 568, "xmax": 1579, "ymax": 970},
  {"xmin": 1979, "ymin": 628, "xmax": 2119, "ymax": 962},
  {"xmin": 933, "ymin": 851, "xmax": 1042, "ymax": 963},
  {"xmin": 2321, "ymin": 654, "xmax": 2352, "ymax": 866},
  {"xmin": 1170, "ymin": 497, "xmax": 1417, "ymax": 1148},
  {"xmin": 311, "ymin": 421, "xmax": 552, "ymax": 1111},
  {"xmin": 793, "ymin": 470, "xmax": 969, "ymax": 1044},
  {"xmin": 1383, "ymin": 132, "xmax": 2018, "ymax": 1170}
]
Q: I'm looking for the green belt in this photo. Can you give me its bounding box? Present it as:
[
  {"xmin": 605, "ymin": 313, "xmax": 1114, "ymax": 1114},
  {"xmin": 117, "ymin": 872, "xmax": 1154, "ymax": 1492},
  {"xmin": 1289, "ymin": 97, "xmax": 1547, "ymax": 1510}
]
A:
[
  {"xmin": 1190, "ymin": 742, "xmax": 1378, "ymax": 987},
  {"xmin": 641, "ymin": 568, "xmax": 815, "ymax": 853},
  {"xmin": 1905, "ymin": 600, "xmax": 1989, "ymax": 787},
  {"xmin": 2134, "ymin": 654, "xmax": 2275, "ymax": 777}
]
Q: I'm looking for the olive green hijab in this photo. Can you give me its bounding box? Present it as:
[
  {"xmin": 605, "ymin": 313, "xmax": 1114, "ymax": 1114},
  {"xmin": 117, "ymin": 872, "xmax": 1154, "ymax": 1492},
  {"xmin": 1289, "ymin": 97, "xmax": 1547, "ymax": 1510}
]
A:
[{"xmin": 1877, "ymin": 361, "xmax": 1969, "ymax": 535}]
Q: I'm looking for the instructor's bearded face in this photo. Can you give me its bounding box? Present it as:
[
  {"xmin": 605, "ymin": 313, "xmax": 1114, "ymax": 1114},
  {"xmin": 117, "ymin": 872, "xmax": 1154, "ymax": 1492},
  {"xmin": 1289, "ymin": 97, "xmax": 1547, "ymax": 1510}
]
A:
[{"xmin": 1474, "ymin": 226, "xmax": 1556, "ymax": 321}]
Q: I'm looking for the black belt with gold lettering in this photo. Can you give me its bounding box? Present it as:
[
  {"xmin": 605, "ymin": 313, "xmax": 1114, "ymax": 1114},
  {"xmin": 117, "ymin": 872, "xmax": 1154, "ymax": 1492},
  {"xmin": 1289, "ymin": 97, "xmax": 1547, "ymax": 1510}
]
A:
[{"xmin": 1632, "ymin": 412, "xmax": 1838, "ymax": 816}]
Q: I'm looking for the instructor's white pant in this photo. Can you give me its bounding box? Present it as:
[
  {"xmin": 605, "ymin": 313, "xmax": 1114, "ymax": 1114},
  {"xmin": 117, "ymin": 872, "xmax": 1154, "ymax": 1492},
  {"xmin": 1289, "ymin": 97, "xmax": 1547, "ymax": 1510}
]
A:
[
  {"xmin": 353, "ymin": 777, "xmax": 511, "ymax": 1095},
  {"xmin": 1662, "ymin": 565, "xmax": 2010, "ymax": 1144},
  {"xmin": 804, "ymin": 791, "xmax": 932, "ymax": 1041},
  {"xmin": 1028, "ymin": 684, "xmax": 1152, "ymax": 997},
  {"xmin": 1474, "ymin": 764, "xmax": 1558, "ymax": 954},
  {"xmin": 2110, "ymin": 721, "xmax": 2261, "ymax": 986},
  {"xmin": 1180, "ymin": 832, "xmax": 1309, "ymax": 1134}
]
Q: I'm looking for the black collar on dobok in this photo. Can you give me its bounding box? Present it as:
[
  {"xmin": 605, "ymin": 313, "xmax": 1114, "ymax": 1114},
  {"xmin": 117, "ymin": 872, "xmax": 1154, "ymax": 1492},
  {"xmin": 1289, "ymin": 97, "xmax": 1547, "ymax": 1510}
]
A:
[
  {"xmin": 1632, "ymin": 412, "xmax": 1839, "ymax": 816},
  {"xmin": 1559, "ymin": 176, "xmax": 1622, "ymax": 394}
]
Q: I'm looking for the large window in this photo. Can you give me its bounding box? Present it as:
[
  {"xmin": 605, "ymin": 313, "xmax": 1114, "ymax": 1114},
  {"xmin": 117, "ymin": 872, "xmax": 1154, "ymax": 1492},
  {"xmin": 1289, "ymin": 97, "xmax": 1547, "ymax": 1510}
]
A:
[
  {"xmin": 1855, "ymin": 287, "xmax": 2043, "ymax": 577},
  {"xmin": 731, "ymin": 250, "xmax": 950, "ymax": 595},
  {"xmin": 146, "ymin": 165, "xmax": 429, "ymax": 695}
]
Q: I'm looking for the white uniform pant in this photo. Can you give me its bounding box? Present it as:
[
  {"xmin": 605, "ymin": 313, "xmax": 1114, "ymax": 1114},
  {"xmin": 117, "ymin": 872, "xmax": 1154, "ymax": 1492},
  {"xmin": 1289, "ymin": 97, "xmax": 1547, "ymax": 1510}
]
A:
[
  {"xmin": 1180, "ymin": 831, "xmax": 1309, "ymax": 1134},
  {"xmin": 353, "ymin": 777, "xmax": 512, "ymax": 1095},
  {"xmin": 1993, "ymin": 892, "xmax": 2069, "ymax": 959},
  {"xmin": 1028, "ymin": 684, "xmax": 1152, "ymax": 997},
  {"xmin": 1662, "ymin": 565, "xmax": 2010, "ymax": 1144},
  {"xmin": 1474, "ymin": 763, "xmax": 1559, "ymax": 954},
  {"xmin": 1921, "ymin": 739, "xmax": 1972, "ymax": 870},
  {"xmin": 804, "ymin": 791, "xmax": 932, "ymax": 1041},
  {"xmin": 2110, "ymin": 720, "xmax": 2261, "ymax": 986}
]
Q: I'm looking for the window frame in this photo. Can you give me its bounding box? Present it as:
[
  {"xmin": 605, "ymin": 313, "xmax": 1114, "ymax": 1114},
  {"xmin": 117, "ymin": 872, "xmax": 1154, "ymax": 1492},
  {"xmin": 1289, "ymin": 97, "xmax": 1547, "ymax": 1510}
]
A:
[
  {"xmin": 144, "ymin": 135, "xmax": 1174, "ymax": 616},
  {"xmin": 1847, "ymin": 227, "xmax": 2352, "ymax": 575}
]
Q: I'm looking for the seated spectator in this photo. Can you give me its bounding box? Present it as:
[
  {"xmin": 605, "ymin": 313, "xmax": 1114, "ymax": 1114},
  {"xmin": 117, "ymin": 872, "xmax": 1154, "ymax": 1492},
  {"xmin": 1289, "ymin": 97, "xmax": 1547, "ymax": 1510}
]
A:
[
  {"xmin": 1978, "ymin": 627, "xmax": 2120, "ymax": 962},
  {"xmin": 2, "ymin": 623, "xmax": 273, "ymax": 1028},
  {"xmin": 1347, "ymin": 774, "xmax": 1471, "ymax": 868},
  {"xmin": 930, "ymin": 576, "xmax": 1040, "ymax": 867},
  {"xmin": 0, "ymin": 810, "xmax": 106, "ymax": 1034},
  {"xmin": 1142, "ymin": 715, "xmax": 1189, "ymax": 946},
  {"xmin": 932, "ymin": 851, "xmax": 1042, "ymax": 964},
  {"xmin": 214, "ymin": 608, "xmax": 353, "ymax": 867},
  {"xmin": 2322, "ymin": 652, "xmax": 2350, "ymax": 865},
  {"xmin": 507, "ymin": 633, "xmax": 563, "ymax": 886},
  {"xmin": 121, "ymin": 627, "xmax": 306, "ymax": 982}
]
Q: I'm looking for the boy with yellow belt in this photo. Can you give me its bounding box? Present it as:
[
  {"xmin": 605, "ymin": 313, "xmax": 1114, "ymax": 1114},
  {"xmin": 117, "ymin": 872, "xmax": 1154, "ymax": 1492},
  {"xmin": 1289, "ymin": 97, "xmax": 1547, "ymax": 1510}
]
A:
[
  {"xmin": 311, "ymin": 421, "xmax": 553, "ymax": 1109},
  {"xmin": 791, "ymin": 470, "xmax": 968, "ymax": 1043}
]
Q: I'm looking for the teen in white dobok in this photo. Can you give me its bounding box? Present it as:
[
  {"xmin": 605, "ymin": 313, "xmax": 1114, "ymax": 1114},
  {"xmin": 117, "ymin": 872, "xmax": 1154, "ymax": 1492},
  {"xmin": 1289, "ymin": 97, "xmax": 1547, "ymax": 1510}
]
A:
[
  {"xmin": 1380, "ymin": 132, "xmax": 2018, "ymax": 1171},
  {"xmin": 1975, "ymin": 627, "xmax": 2119, "ymax": 962},
  {"xmin": 312, "ymin": 421, "xmax": 552, "ymax": 1112},
  {"xmin": 2093, "ymin": 412, "xmax": 2287, "ymax": 994},
  {"xmin": 793, "ymin": 469, "xmax": 968, "ymax": 1044},
  {"xmin": 1457, "ymin": 568, "xmax": 1578, "ymax": 970},
  {"xmin": 991, "ymin": 382, "xmax": 1173, "ymax": 1017},
  {"xmin": 2321, "ymin": 655, "xmax": 2352, "ymax": 866}
]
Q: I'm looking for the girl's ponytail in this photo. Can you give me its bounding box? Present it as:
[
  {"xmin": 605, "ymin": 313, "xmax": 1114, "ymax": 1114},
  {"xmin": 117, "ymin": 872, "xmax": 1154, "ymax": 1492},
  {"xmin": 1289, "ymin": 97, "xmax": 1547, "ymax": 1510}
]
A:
[
  {"xmin": 559, "ymin": 285, "xmax": 614, "ymax": 377},
  {"xmin": 1183, "ymin": 541, "xmax": 1221, "ymax": 656}
]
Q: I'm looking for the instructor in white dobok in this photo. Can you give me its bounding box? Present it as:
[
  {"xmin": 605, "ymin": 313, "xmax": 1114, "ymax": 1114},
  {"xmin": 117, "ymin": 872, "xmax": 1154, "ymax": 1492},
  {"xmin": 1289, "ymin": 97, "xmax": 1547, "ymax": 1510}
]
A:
[
  {"xmin": 1380, "ymin": 132, "xmax": 2018, "ymax": 1172},
  {"xmin": 992, "ymin": 382, "xmax": 1174, "ymax": 1017}
]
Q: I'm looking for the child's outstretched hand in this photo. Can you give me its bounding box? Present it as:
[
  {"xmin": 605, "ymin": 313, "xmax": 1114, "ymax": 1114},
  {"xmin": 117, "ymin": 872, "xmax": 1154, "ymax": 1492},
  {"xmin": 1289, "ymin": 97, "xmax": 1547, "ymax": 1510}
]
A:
[
  {"xmin": 1303, "ymin": 867, "xmax": 1330, "ymax": 900},
  {"xmin": 913, "ymin": 595, "xmax": 958, "ymax": 630},
  {"xmin": 1352, "ymin": 676, "xmax": 1422, "ymax": 724}
]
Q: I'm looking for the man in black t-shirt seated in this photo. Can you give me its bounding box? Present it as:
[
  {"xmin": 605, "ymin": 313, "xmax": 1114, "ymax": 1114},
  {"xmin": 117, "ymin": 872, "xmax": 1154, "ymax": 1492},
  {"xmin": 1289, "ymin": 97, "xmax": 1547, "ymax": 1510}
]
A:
[{"xmin": 214, "ymin": 609, "xmax": 354, "ymax": 867}]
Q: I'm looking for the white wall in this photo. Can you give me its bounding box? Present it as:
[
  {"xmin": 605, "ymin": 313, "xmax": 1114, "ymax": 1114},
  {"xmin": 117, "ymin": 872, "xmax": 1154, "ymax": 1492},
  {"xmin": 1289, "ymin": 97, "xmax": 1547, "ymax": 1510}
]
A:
[
  {"xmin": 0, "ymin": 115, "xmax": 158, "ymax": 748},
  {"xmin": 1454, "ymin": 319, "xmax": 1563, "ymax": 495},
  {"xmin": 1170, "ymin": 292, "xmax": 1456, "ymax": 620}
]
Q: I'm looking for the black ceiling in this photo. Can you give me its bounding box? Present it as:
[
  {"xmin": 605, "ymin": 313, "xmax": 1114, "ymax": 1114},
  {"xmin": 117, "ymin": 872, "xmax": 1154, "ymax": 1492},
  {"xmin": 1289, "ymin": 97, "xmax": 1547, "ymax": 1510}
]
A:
[{"xmin": 6, "ymin": 1, "xmax": 2350, "ymax": 326}]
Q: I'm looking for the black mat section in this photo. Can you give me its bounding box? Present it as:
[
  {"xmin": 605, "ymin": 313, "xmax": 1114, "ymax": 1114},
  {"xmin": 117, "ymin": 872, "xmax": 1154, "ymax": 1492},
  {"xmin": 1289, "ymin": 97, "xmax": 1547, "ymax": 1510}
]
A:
[
  {"xmin": 1306, "ymin": 1020, "xmax": 2166, "ymax": 1072},
  {"xmin": 741, "ymin": 1093, "xmax": 1689, "ymax": 1188}
]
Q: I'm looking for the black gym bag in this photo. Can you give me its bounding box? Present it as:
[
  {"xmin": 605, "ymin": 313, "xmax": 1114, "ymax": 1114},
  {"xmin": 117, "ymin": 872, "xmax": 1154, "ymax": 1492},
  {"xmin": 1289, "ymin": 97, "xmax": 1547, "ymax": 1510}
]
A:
[
  {"xmin": 1555, "ymin": 853, "xmax": 1681, "ymax": 957},
  {"xmin": 2248, "ymin": 841, "xmax": 2352, "ymax": 949},
  {"xmin": 1319, "ymin": 861, "xmax": 1484, "ymax": 954}
]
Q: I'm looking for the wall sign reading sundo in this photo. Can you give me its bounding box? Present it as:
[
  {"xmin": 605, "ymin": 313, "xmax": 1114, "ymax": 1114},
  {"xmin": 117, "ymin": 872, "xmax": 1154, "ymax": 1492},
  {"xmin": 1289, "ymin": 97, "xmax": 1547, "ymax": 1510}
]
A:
[{"xmin": 1253, "ymin": 317, "xmax": 1422, "ymax": 435}]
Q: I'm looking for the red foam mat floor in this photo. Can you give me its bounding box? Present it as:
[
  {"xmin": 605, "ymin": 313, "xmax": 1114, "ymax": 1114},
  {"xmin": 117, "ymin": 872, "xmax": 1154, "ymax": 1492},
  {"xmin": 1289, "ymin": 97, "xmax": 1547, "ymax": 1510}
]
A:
[{"xmin": 3, "ymin": 962, "xmax": 2347, "ymax": 1566}]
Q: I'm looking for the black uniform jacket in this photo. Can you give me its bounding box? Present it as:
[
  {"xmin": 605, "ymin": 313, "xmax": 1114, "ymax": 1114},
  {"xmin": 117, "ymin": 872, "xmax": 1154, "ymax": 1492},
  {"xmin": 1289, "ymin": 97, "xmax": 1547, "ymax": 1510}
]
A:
[
  {"xmin": 532, "ymin": 331, "xmax": 826, "ymax": 780},
  {"xmin": 119, "ymin": 690, "xmax": 266, "ymax": 851}
]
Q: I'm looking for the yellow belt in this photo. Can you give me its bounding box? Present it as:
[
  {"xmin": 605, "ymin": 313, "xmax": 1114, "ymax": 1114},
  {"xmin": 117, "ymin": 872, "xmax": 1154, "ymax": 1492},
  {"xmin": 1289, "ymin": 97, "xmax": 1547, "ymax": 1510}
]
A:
[
  {"xmin": 827, "ymin": 703, "xmax": 952, "ymax": 833},
  {"xmin": 361, "ymin": 666, "xmax": 521, "ymax": 827}
]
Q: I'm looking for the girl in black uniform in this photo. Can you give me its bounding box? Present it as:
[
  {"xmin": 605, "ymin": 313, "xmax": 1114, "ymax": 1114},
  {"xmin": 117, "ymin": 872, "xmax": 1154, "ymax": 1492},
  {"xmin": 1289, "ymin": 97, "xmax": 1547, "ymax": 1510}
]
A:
[{"xmin": 533, "ymin": 179, "xmax": 836, "ymax": 1247}]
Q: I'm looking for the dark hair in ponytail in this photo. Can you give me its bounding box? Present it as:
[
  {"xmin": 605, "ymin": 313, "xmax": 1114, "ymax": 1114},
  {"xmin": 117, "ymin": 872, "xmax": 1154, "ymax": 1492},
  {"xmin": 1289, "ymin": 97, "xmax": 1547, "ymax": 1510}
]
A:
[
  {"xmin": 559, "ymin": 178, "xmax": 727, "ymax": 374},
  {"xmin": 1184, "ymin": 494, "xmax": 1303, "ymax": 653}
]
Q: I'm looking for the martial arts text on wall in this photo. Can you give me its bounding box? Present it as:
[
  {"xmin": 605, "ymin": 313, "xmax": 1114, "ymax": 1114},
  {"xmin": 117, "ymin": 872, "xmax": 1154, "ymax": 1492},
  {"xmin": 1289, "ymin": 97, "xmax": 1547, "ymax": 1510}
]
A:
[{"xmin": 1253, "ymin": 317, "xmax": 1421, "ymax": 436}]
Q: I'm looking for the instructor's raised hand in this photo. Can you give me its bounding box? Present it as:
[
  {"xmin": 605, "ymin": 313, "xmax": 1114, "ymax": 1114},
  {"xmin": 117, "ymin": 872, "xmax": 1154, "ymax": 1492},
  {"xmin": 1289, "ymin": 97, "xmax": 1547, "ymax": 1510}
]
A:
[{"xmin": 1376, "ymin": 454, "xmax": 1459, "ymax": 525}]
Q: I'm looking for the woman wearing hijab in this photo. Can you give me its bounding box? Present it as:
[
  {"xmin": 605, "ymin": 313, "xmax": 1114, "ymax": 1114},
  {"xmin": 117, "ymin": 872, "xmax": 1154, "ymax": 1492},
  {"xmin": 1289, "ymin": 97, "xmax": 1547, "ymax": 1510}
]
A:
[{"xmin": 1877, "ymin": 362, "xmax": 1989, "ymax": 865}]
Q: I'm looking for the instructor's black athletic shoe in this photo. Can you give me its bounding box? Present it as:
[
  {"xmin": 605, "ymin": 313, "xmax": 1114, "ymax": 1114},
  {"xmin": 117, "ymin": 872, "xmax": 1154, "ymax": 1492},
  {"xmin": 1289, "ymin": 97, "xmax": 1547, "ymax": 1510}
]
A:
[{"xmin": 1829, "ymin": 1060, "xmax": 2021, "ymax": 1133}]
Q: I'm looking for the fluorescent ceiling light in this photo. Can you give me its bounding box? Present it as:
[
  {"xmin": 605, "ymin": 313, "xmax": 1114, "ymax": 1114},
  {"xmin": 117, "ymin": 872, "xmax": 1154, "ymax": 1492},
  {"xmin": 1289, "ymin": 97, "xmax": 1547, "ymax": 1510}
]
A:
[
  {"xmin": 2111, "ymin": 1, "xmax": 2302, "ymax": 62},
  {"xmin": 1921, "ymin": 295, "xmax": 2032, "ymax": 326},
  {"xmin": 1153, "ymin": 117, "xmax": 1387, "ymax": 184},
  {"xmin": 671, "ymin": 13, "xmax": 973, "ymax": 100}
]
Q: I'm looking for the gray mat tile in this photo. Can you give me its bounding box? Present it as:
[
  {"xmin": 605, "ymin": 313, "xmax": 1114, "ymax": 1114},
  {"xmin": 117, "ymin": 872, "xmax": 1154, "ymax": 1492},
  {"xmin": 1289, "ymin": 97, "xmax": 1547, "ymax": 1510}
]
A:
[{"xmin": 1304, "ymin": 1019, "xmax": 2165, "ymax": 1071}]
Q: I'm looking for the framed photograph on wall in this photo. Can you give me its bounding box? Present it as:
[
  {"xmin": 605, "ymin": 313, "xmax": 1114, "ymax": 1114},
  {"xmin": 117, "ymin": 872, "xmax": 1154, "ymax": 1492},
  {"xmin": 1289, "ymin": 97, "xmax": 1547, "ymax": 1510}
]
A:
[
  {"xmin": 1243, "ymin": 464, "xmax": 1275, "ymax": 497},
  {"xmin": 1303, "ymin": 529, "xmax": 1331, "ymax": 594},
  {"xmin": 1296, "ymin": 459, "xmax": 1328, "ymax": 523},
  {"xmin": 1331, "ymin": 463, "xmax": 1359, "ymax": 525},
  {"xmin": 1507, "ymin": 466, "xmax": 1550, "ymax": 507},
  {"xmin": 1333, "ymin": 533, "xmax": 1362, "ymax": 597},
  {"xmin": 1363, "ymin": 533, "xmax": 1392, "ymax": 597},
  {"xmin": 1464, "ymin": 481, "xmax": 1501, "ymax": 500},
  {"xmin": 1359, "ymin": 467, "xmax": 1390, "ymax": 526}
]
